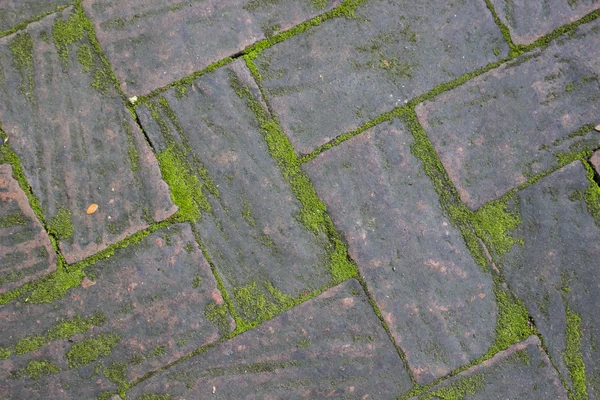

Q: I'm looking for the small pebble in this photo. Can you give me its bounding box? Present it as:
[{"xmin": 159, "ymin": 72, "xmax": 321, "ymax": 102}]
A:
[
  {"xmin": 595, "ymin": 124, "xmax": 600, "ymax": 132},
  {"xmin": 86, "ymin": 203, "xmax": 98, "ymax": 215}
]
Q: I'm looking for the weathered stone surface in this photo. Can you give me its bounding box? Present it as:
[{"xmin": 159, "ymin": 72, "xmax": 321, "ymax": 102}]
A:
[
  {"xmin": 128, "ymin": 279, "xmax": 412, "ymax": 399},
  {"xmin": 81, "ymin": 0, "xmax": 341, "ymax": 97},
  {"xmin": 0, "ymin": 8, "xmax": 177, "ymax": 263},
  {"xmin": 0, "ymin": 0, "xmax": 70, "ymax": 33},
  {"xmin": 590, "ymin": 149, "xmax": 600, "ymax": 175},
  {"xmin": 137, "ymin": 60, "xmax": 336, "ymax": 327},
  {"xmin": 302, "ymin": 120, "xmax": 497, "ymax": 384},
  {"xmin": 496, "ymin": 161, "xmax": 600, "ymax": 399},
  {"xmin": 490, "ymin": 0, "xmax": 600, "ymax": 45},
  {"xmin": 0, "ymin": 164, "xmax": 56, "ymax": 294},
  {"xmin": 0, "ymin": 223, "xmax": 232, "ymax": 399},
  {"xmin": 417, "ymin": 19, "xmax": 600, "ymax": 210},
  {"xmin": 254, "ymin": 0, "xmax": 509, "ymax": 154},
  {"xmin": 410, "ymin": 336, "xmax": 568, "ymax": 400}
]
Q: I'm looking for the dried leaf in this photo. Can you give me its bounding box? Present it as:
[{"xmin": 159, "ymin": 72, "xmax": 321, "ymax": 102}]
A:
[{"xmin": 86, "ymin": 203, "xmax": 98, "ymax": 215}]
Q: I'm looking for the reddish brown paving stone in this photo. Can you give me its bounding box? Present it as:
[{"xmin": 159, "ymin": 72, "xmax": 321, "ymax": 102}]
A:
[
  {"xmin": 489, "ymin": 0, "xmax": 600, "ymax": 45},
  {"xmin": 0, "ymin": 164, "xmax": 56, "ymax": 294},
  {"xmin": 302, "ymin": 120, "xmax": 497, "ymax": 384},
  {"xmin": 253, "ymin": 0, "xmax": 509, "ymax": 155},
  {"xmin": 127, "ymin": 279, "xmax": 413, "ymax": 400},
  {"xmin": 0, "ymin": 0, "xmax": 71, "ymax": 33},
  {"xmin": 590, "ymin": 150, "xmax": 600, "ymax": 175},
  {"xmin": 493, "ymin": 161, "xmax": 600, "ymax": 399},
  {"xmin": 416, "ymin": 19, "xmax": 600, "ymax": 210},
  {"xmin": 0, "ymin": 223, "xmax": 233, "ymax": 399},
  {"xmin": 81, "ymin": 0, "xmax": 341, "ymax": 97},
  {"xmin": 136, "ymin": 60, "xmax": 335, "ymax": 327},
  {"xmin": 0, "ymin": 8, "xmax": 176, "ymax": 263},
  {"xmin": 409, "ymin": 336, "xmax": 568, "ymax": 400}
]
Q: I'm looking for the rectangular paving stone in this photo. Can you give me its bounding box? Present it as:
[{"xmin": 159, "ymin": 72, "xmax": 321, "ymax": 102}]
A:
[
  {"xmin": 0, "ymin": 223, "xmax": 232, "ymax": 399},
  {"xmin": 490, "ymin": 0, "xmax": 600, "ymax": 45},
  {"xmin": 410, "ymin": 336, "xmax": 568, "ymax": 400},
  {"xmin": 493, "ymin": 161, "xmax": 600, "ymax": 399},
  {"xmin": 81, "ymin": 0, "xmax": 341, "ymax": 97},
  {"xmin": 416, "ymin": 19, "xmax": 600, "ymax": 210},
  {"xmin": 254, "ymin": 0, "xmax": 509, "ymax": 155},
  {"xmin": 302, "ymin": 120, "xmax": 497, "ymax": 384},
  {"xmin": 128, "ymin": 279, "xmax": 412, "ymax": 400},
  {"xmin": 136, "ymin": 60, "xmax": 336, "ymax": 327},
  {"xmin": 0, "ymin": 8, "xmax": 177, "ymax": 263},
  {"xmin": 0, "ymin": 164, "xmax": 56, "ymax": 294},
  {"xmin": 0, "ymin": 0, "xmax": 71, "ymax": 33}
]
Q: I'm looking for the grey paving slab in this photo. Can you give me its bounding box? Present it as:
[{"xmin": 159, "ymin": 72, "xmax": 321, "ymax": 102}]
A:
[
  {"xmin": 136, "ymin": 60, "xmax": 334, "ymax": 327},
  {"xmin": 498, "ymin": 161, "xmax": 600, "ymax": 399},
  {"xmin": 254, "ymin": 0, "xmax": 509, "ymax": 155},
  {"xmin": 302, "ymin": 120, "xmax": 497, "ymax": 384},
  {"xmin": 0, "ymin": 164, "xmax": 56, "ymax": 294},
  {"xmin": 0, "ymin": 0, "xmax": 71, "ymax": 33},
  {"xmin": 490, "ymin": 0, "xmax": 600, "ymax": 45},
  {"xmin": 0, "ymin": 8, "xmax": 177, "ymax": 263},
  {"xmin": 128, "ymin": 279, "xmax": 412, "ymax": 400},
  {"xmin": 0, "ymin": 223, "xmax": 232, "ymax": 399},
  {"xmin": 82, "ymin": 0, "xmax": 341, "ymax": 97},
  {"xmin": 410, "ymin": 336, "xmax": 568, "ymax": 400},
  {"xmin": 417, "ymin": 19, "xmax": 600, "ymax": 210}
]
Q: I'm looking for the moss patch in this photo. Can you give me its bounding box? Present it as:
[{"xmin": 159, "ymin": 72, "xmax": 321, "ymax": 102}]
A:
[
  {"xmin": 564, "ymin": 307, "xmax": 588, "ymax": 400},
  {"xmin": 66, "ymin": 333, "xmax": 120, "ymax": 368},
  {"xmin": 417, "ymin": 374, "xmax": 484, "ymax": 400},
  {"xmin": 47, "ymin": 207, "xmax": 74, "ymax": 240},
  {"xmin": 489, "ymin": 282, "xmax": 535, "ymax": 354},
  {"xmin": 8, "ymin": 32, "xmax": 35, "ymax": 102},
  {"xmin": 52, "ymin": 10, "xmax": 86, "ymax": 66},
  {"xmin": 0, "ymin": 212, "xmax": 29, "ymax": 228},
  {"xmin": 76, "ymin": 44, "xmax": 93, "ymax": 72},
  {"xmin": 10, "ymin": 359, "xmax": 61, "ymax": 380},
  {"xmin": 471, "ymin": 200, "xmax": 523, "ymax": 256},
  {"xmin": 204, "ymin": 303, "xmax": 231, "ymax": 333}
]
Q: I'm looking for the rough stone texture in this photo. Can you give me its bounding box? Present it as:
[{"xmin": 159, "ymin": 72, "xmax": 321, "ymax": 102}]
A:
[
  {"xmin": 490, "ymin": 0, "xmax": 600, "ymax": 45},
  {"xmin": 81, "ymin": 0, "xmax": 341, "ymax": 97},
  {"xmin": 0, "ymin": 8, "xmax": 177, "ymax": 263},
  {"xmin": 128, "ymin": 279, "xmax": 412, "ymax": 400},
  {"xmin": 137, "ymin": 60, "xmax": 335, "ymax": 327},
  {"xmin": 497, "ymin": 161, "xmax": 600, "ymax": 399},
  {"xmin": 0, "ymin": 223, "xmax": 232, "ymax": 399},
  {"xmin": 590, "ymin": 149, "xmax": 600, "ymax": 175},
  {"xmin": 0, "ymin": 164, "xmax": 56, "ymax": 294},
  {"xmin": 303, "ymin": 120, "xmax": 497, "ymax": 384},
  {"xmin": 254, "ymin": 0, "xmax": 509, "ymax": 155},
  {"xmin": 0, "ymin": 0, "xmax": 71, "ymax": 33},
  {"xmin": 410, "ymin": 336, "xmax": 568, "ymax": 400},
  {"xmin": 417, "ymin": 19, "xmax": 600, "ymax": 210}
]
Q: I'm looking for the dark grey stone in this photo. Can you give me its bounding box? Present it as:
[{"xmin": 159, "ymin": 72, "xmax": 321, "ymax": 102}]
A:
[
  {"xmin": 417, "ymin": 19, "xmax": 600, "ymax": 210},
  {"xmin": 136, "ymin": 60, "xmax": 334, "ymax": 327},
  {"xmin": 0, "ymin": 0, "xmax": 71, "ymax": 33},
  {"xmin": 0, "ymin": 164, "xmax": 56, "ymax": 294},
  {"xmin": 255, "ymin": 0, "xmax": 509, "ymax": 154},
  {"xmin": 302, "ymin": 120, "xmax": 497, "ymax": 384},
  {"xmin": 490, "ymin": 0, "xmax": 600, "ymax": 45},
  {"xmin": 0, "ymin": 223, "xmax": 232, "ymax": 399},
  {"xmin": 128, "ymin": 279, "xmax": 413, "ymax": 400},
  {"xmin": 497, "ymin": 161, "xmax": 600, "ymax": 399},
  {"xmin": 82, "ymin": 0, "xmax": 341, "ymax": 96},
  {"xmin": 410, "ymin": 336, "xmax": 568, "ymax": 400},
  {"xmin": 0, "ymin": 8, "xmax": 177, "ymax": 263}
]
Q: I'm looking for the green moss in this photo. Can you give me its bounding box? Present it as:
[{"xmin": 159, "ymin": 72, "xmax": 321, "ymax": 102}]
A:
[
  {"xmin": 472, "ymin": 200, "xmax": 523, "ymax": 256},
  {"xmin": 46, "ymin": 312, "xmax": 107, "ymax": 340},
  {"xmin": 234, "ymin": 282, "xmax": 280, "ymax": 327},
  {"xmin": 104, "ymin": 361, "xmax": 128, "ymax": 387},
  {"xmin": 490, "ymin": 283, "xmax": 535, "ymax": 353},
  {"xmin": 417, "ymin": 374, "xmax": 485, "ymax": 400},
  {"xmin": 27, "ymin": 268, "xmax": 83, "ymax": 304},
  {"xmin": 8, "ymin": 32, "xmax": 35, "ymax": 102},
  {"xmin": 192, "ymin": 275, "xmax": 203, "ymax": 288},
  {"xmin": 564, "ymin": 307, "xmax": 588, "ymax": 400},
  {"xmin": 11, "ymin": 359, "xmax": 61, "ymax": 380},
  {"xmin": 0, "ymin": 346, "xmax": 10, "ymax": 360},
  {"xmin": 204, "ymin": 303, "xmax": 231, "ymax": 333},
  {"xmin": 583, "ymin": 161, "xmax": 600, "ymax": 222},
  {"xmin": 241, "ymin": 200, "xmax": 256, "ymax": 226},
  {"xmin": 52, "ymin": 10, "xmax": 86, "ymax": 66},
  {"xmin": 0, "ymin": 212, "xmax": 28, "ymax": 228},
  {"xmin": 66, "ymin": 333, "xmax": 120, "ymax": 368},
  {"xmin": 47, "ymin": 207, "xmax": 74, "ymax": 240},
  {"xmin": 14, "ymin": 335, "xmax": 45, "ymax": 355},
  {"xmin": 76, "ymin": 44, "xmax": 93, "ymax": 72},
  {"xmin": 137, "ymin": 394, "xmax": 171, "ymax": 400},
  {"xmin": 156, "ymin": 145, "xmax": 210, "ymax": 222},
  {"xmin": 484, "ymin": 0, "xmax": 517, "ymax": 55}
]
